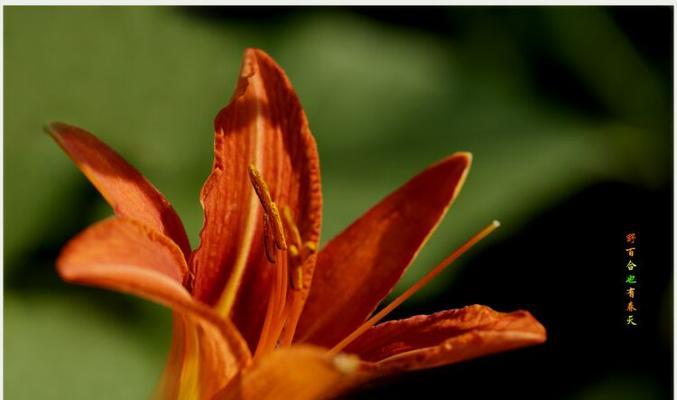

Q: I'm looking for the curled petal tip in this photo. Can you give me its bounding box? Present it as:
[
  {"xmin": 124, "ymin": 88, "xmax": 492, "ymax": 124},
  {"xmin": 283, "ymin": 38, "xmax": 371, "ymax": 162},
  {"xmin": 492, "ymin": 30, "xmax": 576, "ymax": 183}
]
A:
[
  {"xmin": 456, "ymin": 151, "xmax": 473, "ymax": 163},
  {"xmin": 44, "ymin": 121, "xmax": 67, "ymax": 137},
  {"xmin": 241, "ymin": 48, "xmax": 269, "ymax": 68},
  {"xmin": 243, "ymin": 47, "xmax": 270, "ymax": 58},
  {"xmin": 504, "ymin": 308, "xmax": 547, "ymax": 344},
  {"xmin": 243, "ymin": 47, "xmax": 258, "ymax": 54},
  {"xmin": 528, "ymin": 313, "xmax": 548, "ymax": 343},
  {"xmin": 43, "ymin": 122, "xmax": 55, "ymax": 135}
]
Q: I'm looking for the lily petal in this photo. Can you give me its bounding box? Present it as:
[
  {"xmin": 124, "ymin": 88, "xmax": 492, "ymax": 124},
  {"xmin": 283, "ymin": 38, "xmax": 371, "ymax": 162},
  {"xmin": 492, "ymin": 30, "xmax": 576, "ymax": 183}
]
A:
[
  {"xmin": 59, "ymin": 217, "xmax": 189, "ymax": 284},
  {"xmin": 215, "ymin": 346, "xmax": 366, "ymax": 400},
  {"xmin": 191, "ymin": 48, "xmax": 321, "ymax": 348},
  {"xmin": 296, "ymin": 153, "xmax": 471, "ymax": 347},
  {"xmin": 155, "ymin": 315, "xmax": 188, "ymax": 400},
  {"xmin": 58, "ymin": 217, "xmax": 251, "ymax": 368},
  {"xmin": 157, "ymin": 315, "xmax": 248, "ymax": 400},
  {"xmin": 47, "ymin": 122, "xmax": 191, "ymax": 259},
  {"xmin": 346, "ymin": 305, "xmax": 546, "ymax": 374}
]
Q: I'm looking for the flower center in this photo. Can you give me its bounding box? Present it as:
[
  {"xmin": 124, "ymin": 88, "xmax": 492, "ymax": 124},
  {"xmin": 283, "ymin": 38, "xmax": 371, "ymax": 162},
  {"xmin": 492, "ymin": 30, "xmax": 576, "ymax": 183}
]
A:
[
  {"xmin": 248, "ymin": 165, "xmax": 317, "ymax": 358},
  {"xmin": 248, "ymin": 164, "xmax": 316, "ymax": 292},
  {"xmin": 247, "ymin": 165, "xmax": 497, "ymax": 358},
  {"xmin": 328, "ymin": 220, "xmax": 501, "ymax": 355}
]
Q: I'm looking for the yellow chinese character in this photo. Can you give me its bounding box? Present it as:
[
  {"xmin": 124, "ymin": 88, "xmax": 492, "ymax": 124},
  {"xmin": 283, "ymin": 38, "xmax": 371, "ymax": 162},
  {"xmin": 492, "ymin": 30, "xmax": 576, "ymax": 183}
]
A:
[
  {"xmin": 626, "ymin": 301, "xmax": 637, "ymax": 312},
  {"xmin": 627, "ymin": 287, "xmax": 635, "ymax": 298},
  {"xmin": 625, "ymin": 247, "xmax": 636, "ymax": 257},
  {"xmin": 626, "ymin": 314, "xmax": 637, "ymax": 326},
  {"xmin": 626, "ymin": 260, "xmax": 637, "ymax": 271}
]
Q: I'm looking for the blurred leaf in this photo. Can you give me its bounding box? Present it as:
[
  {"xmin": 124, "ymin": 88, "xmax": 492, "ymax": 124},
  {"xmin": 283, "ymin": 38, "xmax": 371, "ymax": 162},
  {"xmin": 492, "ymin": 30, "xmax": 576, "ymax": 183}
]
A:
[
  {"xmin": 544, "ymin": 8, "xmax": 668, "ymax": 133},
  {"xmin": 5, "ymin": 7, "xmax": 242, "ymax": 265},
  {"xmin": 5, "ymin": 292, "xmax": 171, "ymax": 399}
]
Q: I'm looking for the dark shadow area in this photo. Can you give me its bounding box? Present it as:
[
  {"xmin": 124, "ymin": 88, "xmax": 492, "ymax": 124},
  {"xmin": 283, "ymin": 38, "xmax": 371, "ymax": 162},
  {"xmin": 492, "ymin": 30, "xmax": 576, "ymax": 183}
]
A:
[
  {"xmin": 183, "ymin": 6, "xmax": 672, "ymax": 130},
  {"xmin": 343, "ymin": 181, "xmax": 673, "ymax": 399},
  {"xmin": 4, "ymin": 178, "xmax": 157, "ymax": 325}
]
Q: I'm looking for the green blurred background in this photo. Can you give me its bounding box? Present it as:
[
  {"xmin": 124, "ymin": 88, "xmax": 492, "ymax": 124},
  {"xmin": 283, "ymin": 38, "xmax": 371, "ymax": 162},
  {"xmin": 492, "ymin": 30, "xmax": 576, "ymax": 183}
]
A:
[{"xmin": 4, "ymin": 6, "xmax": 672, "ymax": 399}]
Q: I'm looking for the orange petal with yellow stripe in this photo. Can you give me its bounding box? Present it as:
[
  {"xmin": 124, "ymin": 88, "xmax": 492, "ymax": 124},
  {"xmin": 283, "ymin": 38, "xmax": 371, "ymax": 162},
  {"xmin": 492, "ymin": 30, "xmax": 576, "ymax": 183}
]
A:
[
  {"xmin": 191, "ymin": 49, "xmax": 322, "ymax": 352},
  {"xmin": 215, "ymin": 346, "xmax": 366, "ymax": 400},
  {"xmin": 47, "ymin": 122, "xmax": 191, "ymax": 258},
  {"xmin": 57, "ymin": 217, "xmax": 251, "ymax": 374},
  {"xmin": 157, "ymin": 314, "xmax": 256, "ymax": 400},
  {"xmin": 346, "ymin": 305, "xmax": 546, "ymax": 374},
  {"xmin": 296, "ymin": 153, "xmax": 471, "ymax": 347}
]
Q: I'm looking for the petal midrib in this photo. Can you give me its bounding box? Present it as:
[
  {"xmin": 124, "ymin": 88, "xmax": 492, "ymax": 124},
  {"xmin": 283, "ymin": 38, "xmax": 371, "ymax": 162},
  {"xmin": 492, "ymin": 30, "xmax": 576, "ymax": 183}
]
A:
[{"xmin": 215, "ymin": 58, "xmax": 266, "ymax": 318}]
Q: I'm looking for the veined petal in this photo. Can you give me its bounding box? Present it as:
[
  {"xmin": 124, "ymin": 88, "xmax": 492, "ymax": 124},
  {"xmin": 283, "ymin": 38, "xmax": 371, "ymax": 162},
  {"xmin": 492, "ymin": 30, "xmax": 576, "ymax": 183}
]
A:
[
  {"xmin": 157, "ymin": 315, "xmax": 248, "ymax": 400},
  {"xmin": 58, "ymin": 218, "xmax": 251, "ymax": 370},
  {"xmin": 155, "ymin": 315, "xmax": 188, "ymax": 400},
  {"xmin": 296, "ymin": 153, "xmax": 471, "ymax": 347},
  {"xmin": 346, "ymin": 305, "xmax": 546, "ymax": 374},
  {"xmin": 215, "ymin": 346, "xmax": 366, "ymax": 400},
  {"xmin": 48, "ymin": 122, "xmax": 191, "ymax": 259},
  {"xmin": 59, "ymin": 217, "xmax": 189, "ymax": 283},
  {"xmin": 191, "ymin": 48, "xmax": 321, "ymax": 348}
]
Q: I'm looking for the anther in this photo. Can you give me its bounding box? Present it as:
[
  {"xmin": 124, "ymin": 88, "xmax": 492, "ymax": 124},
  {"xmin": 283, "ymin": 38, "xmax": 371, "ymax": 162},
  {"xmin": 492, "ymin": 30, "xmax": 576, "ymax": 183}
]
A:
[
  {"xmin": 249, "ymin": 164, "xmax": 288, "ymax": 262},
  {"xmin": 304, "ymin": 241, "xmax": 317, "ymax": 253},
  {"xmin": 269, "ymin": 203, "xmax": 287, "ymax": 251},
  {"xmin": 262, "ymin": 215, "xmax": 276, "ymax": 263},
  {"xmin": 248, "ymin": 164, "xmax": 272, "ymax": 209},
  {"xmin": 288, "ymin": 244, "xmax": 299, "ymax": 258}
]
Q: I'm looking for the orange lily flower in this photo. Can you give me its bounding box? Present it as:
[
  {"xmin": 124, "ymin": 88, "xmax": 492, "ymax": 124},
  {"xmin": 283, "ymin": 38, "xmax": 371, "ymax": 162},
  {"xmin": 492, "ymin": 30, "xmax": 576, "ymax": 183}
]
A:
[{"xmin": 49, "ymin": 48, "xmax": 546, "ymax": 400}]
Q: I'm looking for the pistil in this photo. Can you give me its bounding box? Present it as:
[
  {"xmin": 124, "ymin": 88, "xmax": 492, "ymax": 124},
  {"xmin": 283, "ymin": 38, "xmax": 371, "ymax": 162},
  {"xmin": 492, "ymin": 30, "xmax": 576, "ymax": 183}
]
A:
[
  {"xmin": 247, "ymin": 168, "xmax": 321, "ymax": 355},
  {"xmin": 329, "ymin": 220, "xmax": 501, "ymax": 355},
  {"xmin": 247, "ymin": 165, "xmax": 292, "ymax": 358}
]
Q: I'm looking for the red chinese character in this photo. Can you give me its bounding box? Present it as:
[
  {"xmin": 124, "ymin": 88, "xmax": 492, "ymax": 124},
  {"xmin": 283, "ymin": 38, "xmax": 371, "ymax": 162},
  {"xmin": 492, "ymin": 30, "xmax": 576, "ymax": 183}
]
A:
[{"xmin": 626, "ymin": 233, "xmax": 636, "ymax": 244}]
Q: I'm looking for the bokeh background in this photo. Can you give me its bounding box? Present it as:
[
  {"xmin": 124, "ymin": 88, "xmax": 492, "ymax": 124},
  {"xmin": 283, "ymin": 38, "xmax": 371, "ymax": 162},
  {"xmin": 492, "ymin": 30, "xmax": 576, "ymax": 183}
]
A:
[{"xmin": 4, "ymin": 6, "xmax": 673, "ymax": 399}]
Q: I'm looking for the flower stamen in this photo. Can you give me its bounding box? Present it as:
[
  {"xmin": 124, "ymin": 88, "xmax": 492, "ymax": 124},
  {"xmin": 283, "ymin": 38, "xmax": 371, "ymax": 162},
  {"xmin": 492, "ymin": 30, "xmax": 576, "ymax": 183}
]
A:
[
  {"xmin": 282, "ymin": 206, "xmax": 303, "ymax": 250},
  {"xmin": 281, "ymin": 206, "xmax": 309, "ymax": 291},
  {"xmin": 254, "ymin": 253, "xmax": 288, "ymax": 359},
  {"xmin": 261, "ymin": 214, "xmax": 277, "ymax": 263},
  {"xmin": 328, "ymin": 220, "xmax": 501, "ymax": 355},
  {"xmin": 304, "ymin": 241, "xmax": 317, "ymax": 253},
  {"xmin": 249, "ymin": 165, "xmax": 287, "ymax": 262},
  {"xmin": 247, "ymin": 165, "xmax": 293, "ymax": 358},
  {"xmin": 293, "ymin": 267, "xmax": 303, "ymax": 291}
]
